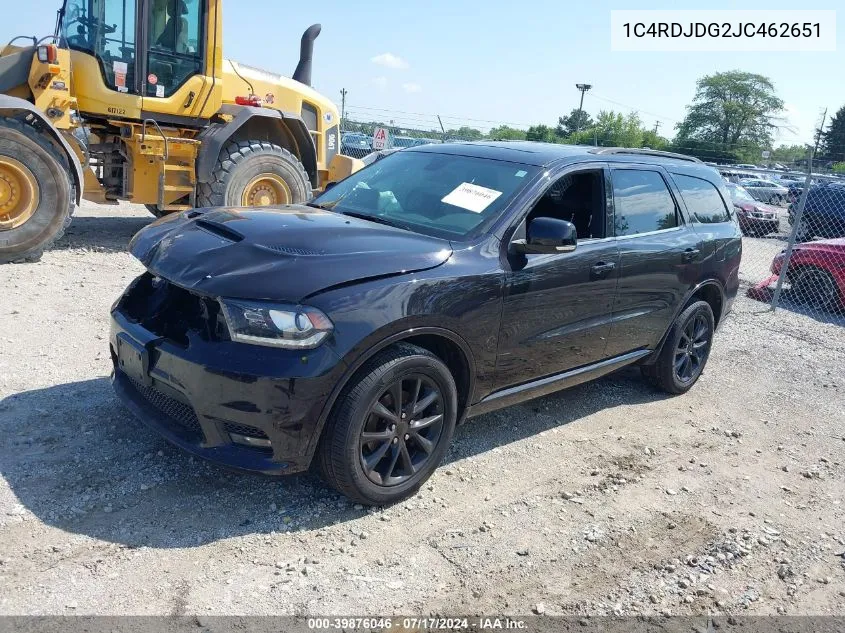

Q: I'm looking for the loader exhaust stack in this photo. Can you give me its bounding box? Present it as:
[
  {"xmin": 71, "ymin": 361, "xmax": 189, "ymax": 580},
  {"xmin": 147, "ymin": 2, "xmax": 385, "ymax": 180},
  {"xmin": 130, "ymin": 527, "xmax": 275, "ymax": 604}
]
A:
[{"xmin": 292, "ymin": 24, "xmax": 321, "ymax": 87}]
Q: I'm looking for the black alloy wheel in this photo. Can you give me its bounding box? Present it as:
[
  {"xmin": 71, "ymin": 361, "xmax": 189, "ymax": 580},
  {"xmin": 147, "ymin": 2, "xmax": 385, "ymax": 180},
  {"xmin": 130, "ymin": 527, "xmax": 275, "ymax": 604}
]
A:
[
  {"xmin": 674, "ymin": 312, "xmax": 711, "ymax": 384},
  {"xmin": 317, "ymin": 342, "xmax": 458, "ymax": 505},
  {"xmin": 641, "ymin": 300, "xmax": 715, "ymax": 395},
  {"xmin": 359, "ymin": 375, "xmax": 444, "ymax": 486}
]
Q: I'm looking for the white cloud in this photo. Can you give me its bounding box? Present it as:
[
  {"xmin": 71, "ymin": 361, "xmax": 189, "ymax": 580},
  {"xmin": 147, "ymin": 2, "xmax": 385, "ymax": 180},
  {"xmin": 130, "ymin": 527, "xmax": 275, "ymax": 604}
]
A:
[
  {"xmin": 371, "ymin": 76, "xmax": 388, "ymax": 90},
  {"xmin": 371, "ymin": 53, "xmax": 409, "ymax": 70},
  {"xmin": 402, "ymin": 82, "xmax": 422, "ymax": 94}
]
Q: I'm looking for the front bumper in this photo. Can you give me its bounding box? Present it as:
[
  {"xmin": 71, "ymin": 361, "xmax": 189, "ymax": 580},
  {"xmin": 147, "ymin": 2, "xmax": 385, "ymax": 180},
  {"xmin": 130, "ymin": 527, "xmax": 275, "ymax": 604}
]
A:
[
  {"xmin": 739, "ymin": 215, "xmax": 779, "ymax": 233},
  {"xmin": 109, "ymin": 306, "xmax": 346, "ymax": 475}
]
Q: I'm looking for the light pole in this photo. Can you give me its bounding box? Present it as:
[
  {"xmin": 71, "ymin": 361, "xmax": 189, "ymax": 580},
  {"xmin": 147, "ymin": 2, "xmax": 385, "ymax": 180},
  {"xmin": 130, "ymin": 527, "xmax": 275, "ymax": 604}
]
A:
[{"xmin": 575, "ymin": 83, "xmax": 592, "ymax": 136}]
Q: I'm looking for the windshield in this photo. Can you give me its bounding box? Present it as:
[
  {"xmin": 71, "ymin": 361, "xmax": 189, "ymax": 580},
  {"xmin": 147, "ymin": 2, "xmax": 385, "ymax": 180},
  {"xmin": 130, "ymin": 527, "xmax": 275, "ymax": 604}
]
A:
[
  {"xmin": 727, "ymin": 184, "xmax": 755, "ymax": 203},
  {"xmin": 312, "ymin": 150, "xmax": 538, "ymax": 240}
]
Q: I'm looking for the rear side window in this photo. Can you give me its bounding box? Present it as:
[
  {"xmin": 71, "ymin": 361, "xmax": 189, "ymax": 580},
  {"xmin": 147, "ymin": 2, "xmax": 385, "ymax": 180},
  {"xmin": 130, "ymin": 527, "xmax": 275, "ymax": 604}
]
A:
[
  {"xmin": 673, "ymin": 174, "xmax": 732, "ymax": 223},
  {"xmin": 611, "ymin": 169, "xmax": 678, "ymax": 236}
]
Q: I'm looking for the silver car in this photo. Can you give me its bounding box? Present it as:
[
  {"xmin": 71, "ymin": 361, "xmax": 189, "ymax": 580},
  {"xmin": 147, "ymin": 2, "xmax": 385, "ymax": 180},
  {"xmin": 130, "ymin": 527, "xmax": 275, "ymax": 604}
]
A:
[{"xmin": 739, "ymin": 178, "xmax": 789, "ymax": 206}]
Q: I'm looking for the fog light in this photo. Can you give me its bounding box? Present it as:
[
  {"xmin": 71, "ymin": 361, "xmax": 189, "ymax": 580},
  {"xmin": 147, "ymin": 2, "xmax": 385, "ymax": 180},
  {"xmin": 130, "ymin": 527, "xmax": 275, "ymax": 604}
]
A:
[{"xmin": 229, "ymin": 432, "xmax": 272, "ymax": 448}]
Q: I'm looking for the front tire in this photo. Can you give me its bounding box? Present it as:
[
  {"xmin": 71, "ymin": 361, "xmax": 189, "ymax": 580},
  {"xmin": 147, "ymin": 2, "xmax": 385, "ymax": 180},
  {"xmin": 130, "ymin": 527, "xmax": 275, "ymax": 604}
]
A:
[
  {"xmin": 317, "ymin": 343, "xmax": 458, "ymax": 505},
  {"xmin": 641, "ymin": 301, "xmax": 715, "ymax": 395},
  {"xmin": 0, "ymin": 117, "xmax": 75, "ymax": 263},
  {"xmin": 196, "ymin": 140, "xmax": 312, "ymax": 208},
  {"xmin": 790, "ymin": 266, "xmax": 839, "ymax": 311},
  {"xmin": 793, "ymin": 218, "xmax": 812, "ymax": 242}
]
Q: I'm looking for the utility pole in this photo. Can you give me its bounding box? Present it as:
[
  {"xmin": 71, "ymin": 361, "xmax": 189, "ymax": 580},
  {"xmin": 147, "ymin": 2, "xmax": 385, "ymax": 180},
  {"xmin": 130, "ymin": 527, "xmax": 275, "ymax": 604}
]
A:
[
  {"xmin": 574, "ymin": 83, "xmax": 592, "ymax": 135},
  {"xmin": 339, "ymin": 88, "xmax": 347, "ymax": 123},
  {"xmin": 653, "ymin": 121, "xmax": 661, "ymax": 135},
  {"xmin": 813, "ymin": 107, "xmax": 827, "ymax": 153},
  {"xmin": 437, "ymin": 115, "xmax": 446, "ymax": 142}
]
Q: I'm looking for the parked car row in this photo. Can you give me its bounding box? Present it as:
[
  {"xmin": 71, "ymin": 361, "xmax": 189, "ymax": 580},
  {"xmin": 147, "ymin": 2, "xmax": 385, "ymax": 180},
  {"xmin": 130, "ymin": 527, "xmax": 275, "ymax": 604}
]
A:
[{"xmin": 341, "ymin": 133, "xmax": 441, "ymax": 159}]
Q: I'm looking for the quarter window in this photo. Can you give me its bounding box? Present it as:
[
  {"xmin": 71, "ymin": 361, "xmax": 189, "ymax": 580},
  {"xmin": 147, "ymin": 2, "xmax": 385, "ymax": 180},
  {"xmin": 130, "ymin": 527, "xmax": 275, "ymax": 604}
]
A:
[
  {"xmin": 611, "ymin": 169, "xmax": 678, "ymax": 236},
  {"xmin": 673, "ymin": 174, "xmax": 732, "ymax": 223}
]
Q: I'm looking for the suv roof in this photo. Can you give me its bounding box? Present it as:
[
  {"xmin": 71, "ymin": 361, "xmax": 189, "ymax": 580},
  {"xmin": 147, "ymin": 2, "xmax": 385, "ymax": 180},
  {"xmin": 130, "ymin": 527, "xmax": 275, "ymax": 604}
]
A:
[{"xmin": 409, "ymin": 141, "xmax": 709, "ymax": 170}]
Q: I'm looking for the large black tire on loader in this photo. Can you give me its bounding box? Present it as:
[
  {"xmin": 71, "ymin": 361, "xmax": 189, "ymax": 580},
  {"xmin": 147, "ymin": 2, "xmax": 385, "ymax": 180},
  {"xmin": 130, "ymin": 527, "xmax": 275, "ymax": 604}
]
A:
[
  {"xmin": 0, "ymin": 117, "xmax": 75, "ymax": 263},
  {"xmin": 196, "ymin": 140, "xmax": 312, "ymax": 208}
]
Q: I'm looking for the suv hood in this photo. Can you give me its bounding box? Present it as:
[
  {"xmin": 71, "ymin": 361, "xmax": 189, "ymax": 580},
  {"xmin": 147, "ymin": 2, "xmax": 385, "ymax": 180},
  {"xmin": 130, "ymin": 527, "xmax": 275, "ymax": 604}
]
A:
[{"xmin": 129, "ymin": 206, "xmax": 453, "ymax": 301}]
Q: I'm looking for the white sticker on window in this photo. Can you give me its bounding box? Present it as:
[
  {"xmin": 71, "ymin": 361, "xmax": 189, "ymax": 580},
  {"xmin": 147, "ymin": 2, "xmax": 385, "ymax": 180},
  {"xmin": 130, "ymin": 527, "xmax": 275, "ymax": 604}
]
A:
[
  {"xmin": 515, "ymin": 170, "xmax": 527, "ymax": 177},
  {"xmin": 112, "ymin": 61, "xmax": 128, "ymax": 74},
  {"xmin": 441, "ymin": 182, "xmax": 503, "ymax": 213},
  {"xmin": 155, "ymin": 84, "xmax": 165, "ymax": 98}
]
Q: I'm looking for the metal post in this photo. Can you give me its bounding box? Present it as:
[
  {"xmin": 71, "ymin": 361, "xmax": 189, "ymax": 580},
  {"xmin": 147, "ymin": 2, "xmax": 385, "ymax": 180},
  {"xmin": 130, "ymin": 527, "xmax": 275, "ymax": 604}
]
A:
[
  {"xmin": 771, "ymin": 108, "xmax": 827, "ymax": 312},
  {"xmin": 575, "ymin": 83, "xmax": 592, "ymax": 136},
  {"xmin": 770, "ymin": 151, "xmax": 813, "ymax": 311},
  {"xmin": 339, "ymin": 88, "xmax": 347, "ymax": 124}
]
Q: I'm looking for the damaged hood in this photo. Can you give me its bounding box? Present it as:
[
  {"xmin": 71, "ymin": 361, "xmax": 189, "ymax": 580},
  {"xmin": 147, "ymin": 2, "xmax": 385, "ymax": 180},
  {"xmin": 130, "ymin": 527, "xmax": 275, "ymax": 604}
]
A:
[{"xmin": 129, "ymin": 206, "xmax": 453, "ymax": 301}]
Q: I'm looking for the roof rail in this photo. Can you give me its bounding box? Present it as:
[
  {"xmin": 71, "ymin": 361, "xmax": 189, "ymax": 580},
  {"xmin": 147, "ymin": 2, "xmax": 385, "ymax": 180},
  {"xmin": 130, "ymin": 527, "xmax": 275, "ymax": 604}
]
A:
[{"xmin": 588, "ymin": 147, "xmax": 702, "ymax": 163}]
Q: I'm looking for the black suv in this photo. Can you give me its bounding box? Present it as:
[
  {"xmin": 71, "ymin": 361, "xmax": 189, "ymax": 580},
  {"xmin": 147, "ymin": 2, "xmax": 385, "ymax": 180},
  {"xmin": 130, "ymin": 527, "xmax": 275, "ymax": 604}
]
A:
[{"xmin": 111, "ymin": 143, "xmax": 742, "ymax": 505}]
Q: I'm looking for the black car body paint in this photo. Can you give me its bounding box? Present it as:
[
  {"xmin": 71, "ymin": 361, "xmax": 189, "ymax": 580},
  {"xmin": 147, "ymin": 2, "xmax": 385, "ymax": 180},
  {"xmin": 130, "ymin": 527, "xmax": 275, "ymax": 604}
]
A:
[{"xmin": 111, "ymin": 142, "xmax": 741, "ymax": 477}]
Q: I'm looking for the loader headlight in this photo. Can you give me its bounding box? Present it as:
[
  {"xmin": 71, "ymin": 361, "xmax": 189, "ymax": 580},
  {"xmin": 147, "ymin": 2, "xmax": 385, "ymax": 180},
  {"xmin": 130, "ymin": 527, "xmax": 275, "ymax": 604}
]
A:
[{"xmin": 219, "ymin": 299, "xmax": 333, "ymax": 349}]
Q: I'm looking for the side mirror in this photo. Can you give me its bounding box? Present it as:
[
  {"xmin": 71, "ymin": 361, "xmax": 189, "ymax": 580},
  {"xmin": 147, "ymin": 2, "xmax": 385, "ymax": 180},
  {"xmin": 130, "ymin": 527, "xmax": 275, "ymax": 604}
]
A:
[{"xmin": 513, "ymin": 217, "xmax": 577, "ymax": 255}]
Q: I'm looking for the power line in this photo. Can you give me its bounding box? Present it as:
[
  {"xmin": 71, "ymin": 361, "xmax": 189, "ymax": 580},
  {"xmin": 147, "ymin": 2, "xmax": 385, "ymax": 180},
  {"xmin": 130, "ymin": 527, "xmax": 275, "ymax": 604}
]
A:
[{"xmin": 588, "ymin": 93, "xmax": 681, "ymax": 124}]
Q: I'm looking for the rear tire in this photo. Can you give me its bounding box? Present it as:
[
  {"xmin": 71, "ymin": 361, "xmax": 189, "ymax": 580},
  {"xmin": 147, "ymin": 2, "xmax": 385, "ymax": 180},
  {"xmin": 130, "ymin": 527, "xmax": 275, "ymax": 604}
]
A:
[
  {"xmin": 0, "ymin": 117, "xmax": 75, "ymax": 263},
  {"xmin": 196, "ymin": 140, "xmax": 312, "ymax": 208},
  {"xmin": 641, "ymin": 301, "xmax": 715, "ymax": 395},
  {"xmin": 317, "ymin": 343, "xmax": 458, "ymax": 506}
]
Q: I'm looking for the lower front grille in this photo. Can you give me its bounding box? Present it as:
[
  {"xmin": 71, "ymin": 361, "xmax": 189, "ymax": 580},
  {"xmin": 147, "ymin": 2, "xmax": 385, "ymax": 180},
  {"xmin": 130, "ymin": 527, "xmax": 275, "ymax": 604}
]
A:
[
  {"xmin": 127, "ymin": 376, "xmax": 204, "ymax": 442},
  {"xmin": 222, "ymin": 422, "xmax": 269, "ymax": 440}
]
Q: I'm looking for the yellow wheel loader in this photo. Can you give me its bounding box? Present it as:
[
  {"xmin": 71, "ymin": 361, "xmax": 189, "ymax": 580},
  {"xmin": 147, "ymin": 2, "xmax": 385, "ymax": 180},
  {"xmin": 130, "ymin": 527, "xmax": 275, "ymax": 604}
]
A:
[{"xmin": 0, "ymin": 0, "xmax": 362, "ymax": 263}]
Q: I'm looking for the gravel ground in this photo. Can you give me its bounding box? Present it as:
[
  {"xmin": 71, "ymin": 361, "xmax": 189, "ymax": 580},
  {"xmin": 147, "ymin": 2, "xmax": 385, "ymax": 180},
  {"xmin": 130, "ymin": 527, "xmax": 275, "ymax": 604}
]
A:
[{"xmin": 0, "ymin": 202, "xmax": 843, "ymax": 616}]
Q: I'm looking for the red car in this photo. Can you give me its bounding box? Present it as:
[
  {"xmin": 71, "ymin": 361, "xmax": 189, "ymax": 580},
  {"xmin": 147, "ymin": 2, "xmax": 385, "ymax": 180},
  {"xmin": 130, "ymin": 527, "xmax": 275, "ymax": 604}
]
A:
[
  {"xmin": 726, "ymin": 183, "xmax": 780, "ymax": 236},
  {"xmin": 768, "ymin": 238, "xmax": 845, "ymax": 311}
]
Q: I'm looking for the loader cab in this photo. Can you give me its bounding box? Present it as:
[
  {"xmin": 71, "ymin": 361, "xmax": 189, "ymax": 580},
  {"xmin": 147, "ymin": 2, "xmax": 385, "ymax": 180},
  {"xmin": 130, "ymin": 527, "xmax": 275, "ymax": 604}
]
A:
[{"xmin": 58, "ymin": 0, "xmax": 222, "ymax": 121}]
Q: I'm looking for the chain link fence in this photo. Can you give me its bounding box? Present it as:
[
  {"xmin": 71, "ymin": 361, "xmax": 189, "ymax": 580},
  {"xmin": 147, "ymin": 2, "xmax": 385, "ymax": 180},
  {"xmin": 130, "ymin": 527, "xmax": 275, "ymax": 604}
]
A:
[
  {"xmin": 339, "ymin": 111, "xmax": 844, "ymax": 325},
  {"xmin": 729, "ymin": 158, "xmax": 845, "ymax": 324},
  {"xmin": 339, "ymin": 107, "xmax": 501, "ymax": 160}
]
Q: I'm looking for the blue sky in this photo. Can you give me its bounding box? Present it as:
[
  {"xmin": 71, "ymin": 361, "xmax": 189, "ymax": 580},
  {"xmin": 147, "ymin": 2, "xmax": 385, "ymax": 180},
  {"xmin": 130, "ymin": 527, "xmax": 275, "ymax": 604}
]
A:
[{"xmin": 6, "ymin": 0, "xmax": 843, "ymax": 145}]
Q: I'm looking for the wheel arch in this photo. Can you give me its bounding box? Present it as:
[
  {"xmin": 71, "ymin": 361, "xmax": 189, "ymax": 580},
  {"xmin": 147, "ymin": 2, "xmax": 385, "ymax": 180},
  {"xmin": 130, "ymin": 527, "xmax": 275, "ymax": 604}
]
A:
[
  {"xmin": 642, "ymin": 279, "xmax": 726, "ymax": 366},
  {"xmin": 196, "ymin": 104, "xmax": 318, "ymax": 188},
  {"xmin": 303, "ymin": 327, "xmax": 476, "ymax": 462},
  {"xmin": 0, "ymin": 95, "xmax": 82, "ymax": 203}
]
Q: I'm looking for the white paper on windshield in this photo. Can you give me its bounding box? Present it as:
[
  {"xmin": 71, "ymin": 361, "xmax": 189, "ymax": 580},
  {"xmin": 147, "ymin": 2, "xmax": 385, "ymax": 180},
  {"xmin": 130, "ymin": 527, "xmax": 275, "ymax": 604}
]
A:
[{"xmin": 441, "ymin": 182, "xmax": 502, "ymax": 213}]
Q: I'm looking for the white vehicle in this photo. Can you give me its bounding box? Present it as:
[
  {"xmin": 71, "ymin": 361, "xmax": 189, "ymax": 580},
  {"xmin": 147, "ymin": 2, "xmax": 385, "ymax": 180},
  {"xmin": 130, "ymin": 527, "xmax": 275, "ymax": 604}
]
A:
[{"xmin": 739, "ymin": 178, "xmax": 790, "ymax": 205}]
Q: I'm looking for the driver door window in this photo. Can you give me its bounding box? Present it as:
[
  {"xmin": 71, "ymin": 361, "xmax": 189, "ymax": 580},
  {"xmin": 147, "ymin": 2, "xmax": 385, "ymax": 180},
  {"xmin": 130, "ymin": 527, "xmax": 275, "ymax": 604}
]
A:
[{"xmin": 146, "ymin": 0, "xmax": 203, "ymax": 97}]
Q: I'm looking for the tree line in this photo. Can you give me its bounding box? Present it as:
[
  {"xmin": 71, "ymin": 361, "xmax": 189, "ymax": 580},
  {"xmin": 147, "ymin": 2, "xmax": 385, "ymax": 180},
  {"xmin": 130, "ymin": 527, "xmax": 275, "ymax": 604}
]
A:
[{"xmin": 344, "ymin": 71, "xmax": 845, "ymax": 171}]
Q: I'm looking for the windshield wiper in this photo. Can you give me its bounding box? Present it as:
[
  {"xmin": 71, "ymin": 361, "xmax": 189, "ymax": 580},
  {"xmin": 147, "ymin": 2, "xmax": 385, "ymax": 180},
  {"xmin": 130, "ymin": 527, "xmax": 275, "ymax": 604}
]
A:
[
  {"xmin": 341, "ymin": 211, "xmax": 410, "ymax": 231},
  {"xmin": 306, "ymin": 201, "xmax": 334, "ymax": 210}
]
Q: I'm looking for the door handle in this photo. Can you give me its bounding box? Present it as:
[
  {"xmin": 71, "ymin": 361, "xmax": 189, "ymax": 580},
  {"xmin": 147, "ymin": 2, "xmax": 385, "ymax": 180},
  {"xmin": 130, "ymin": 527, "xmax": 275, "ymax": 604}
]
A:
[
  {"xmin": 591, "ymin": 261, "xmax": 616, "ymax": 277},
  {"xmin": 682, "ymin": 248, "xmax": 701, "ymax": 263},
  {"xmin": 183, "ymin": 90, "xmax": 196, "ymax": 109}
]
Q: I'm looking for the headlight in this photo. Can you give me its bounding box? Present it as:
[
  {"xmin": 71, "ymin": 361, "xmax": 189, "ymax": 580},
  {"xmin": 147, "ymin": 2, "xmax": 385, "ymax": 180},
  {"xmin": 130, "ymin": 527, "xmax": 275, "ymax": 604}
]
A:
[{"xmin": 219, "ymin": 299, "xmax": 333, "ymax": 349}]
